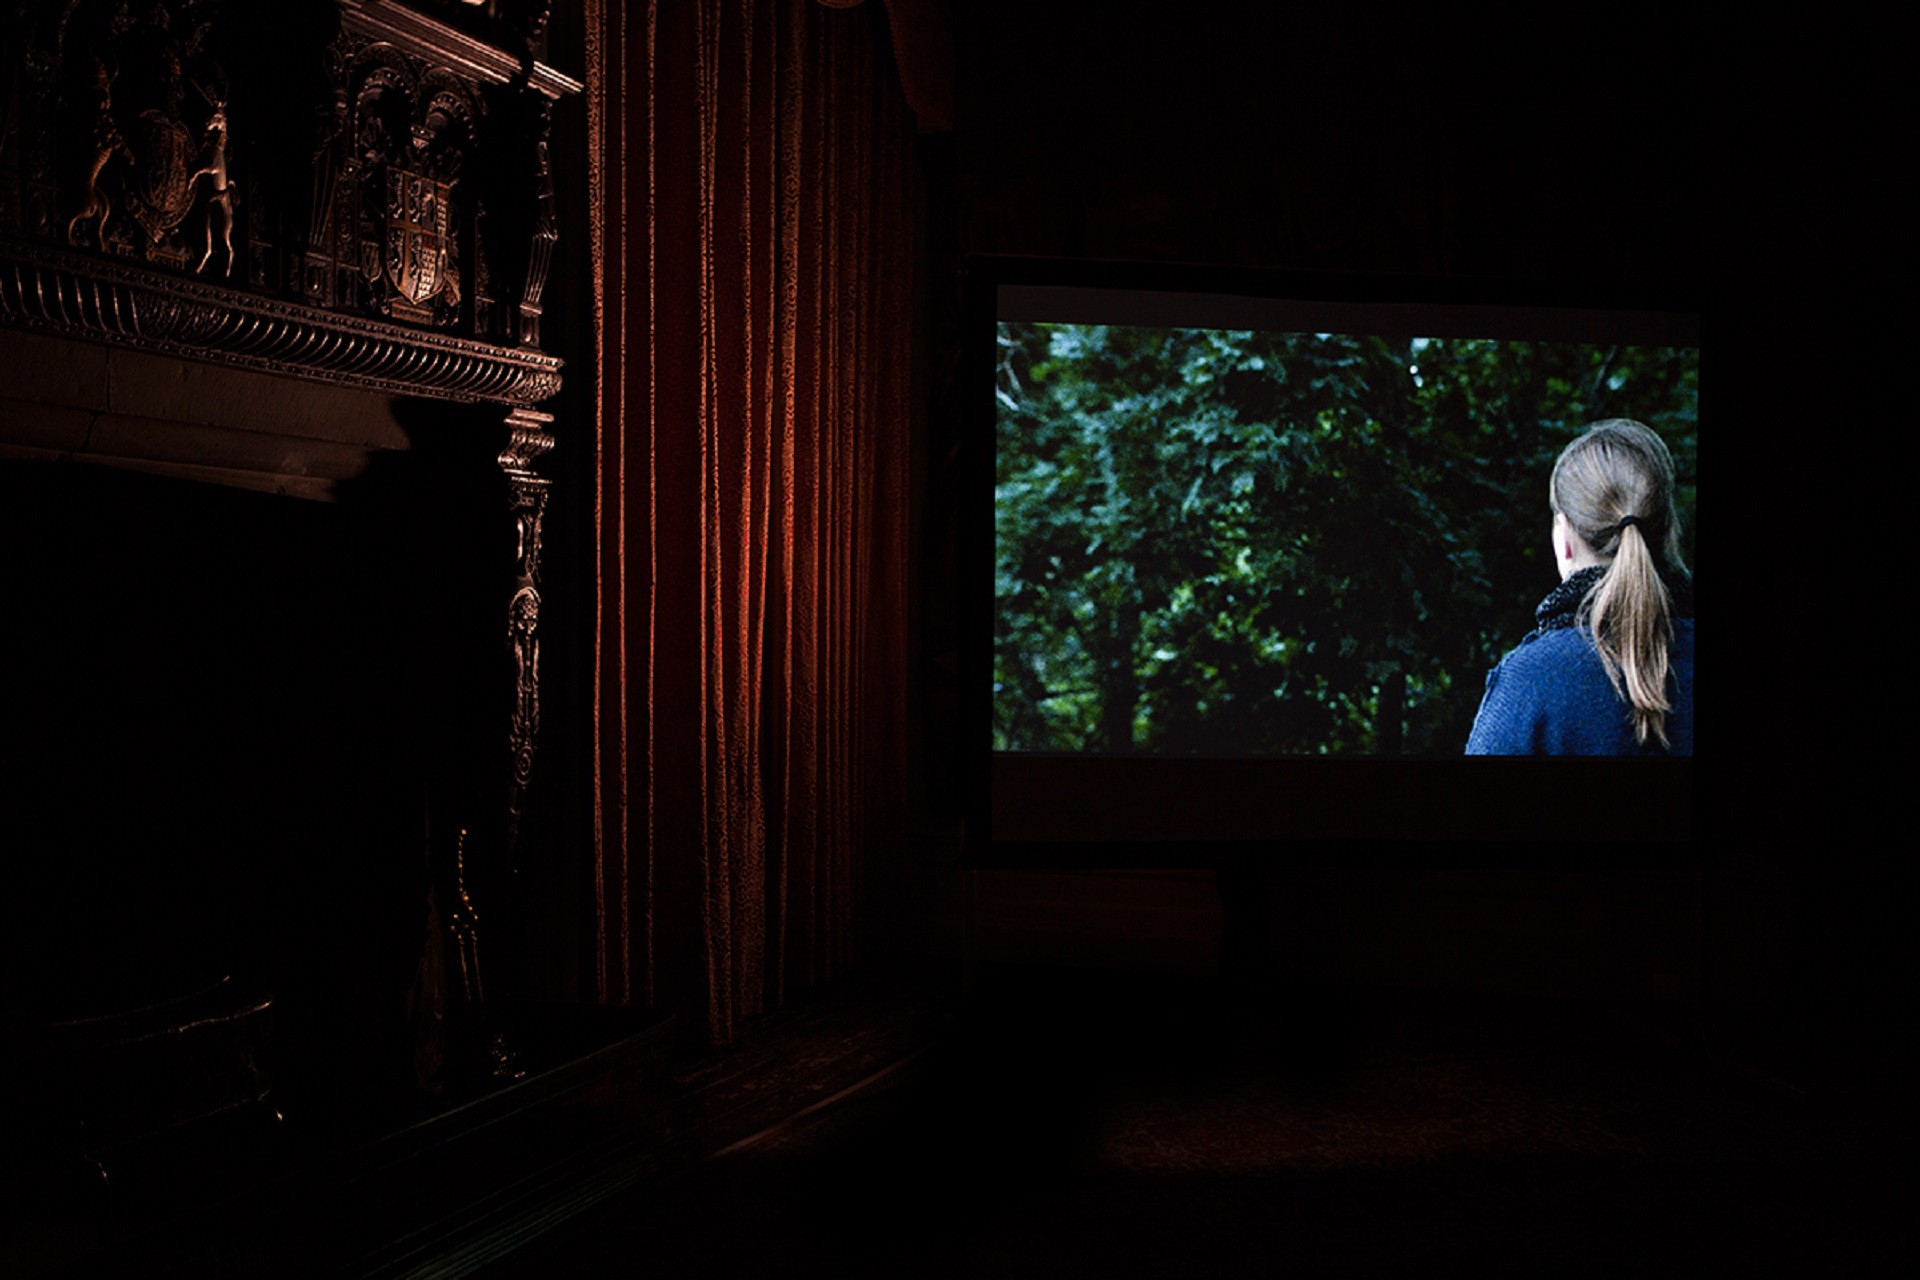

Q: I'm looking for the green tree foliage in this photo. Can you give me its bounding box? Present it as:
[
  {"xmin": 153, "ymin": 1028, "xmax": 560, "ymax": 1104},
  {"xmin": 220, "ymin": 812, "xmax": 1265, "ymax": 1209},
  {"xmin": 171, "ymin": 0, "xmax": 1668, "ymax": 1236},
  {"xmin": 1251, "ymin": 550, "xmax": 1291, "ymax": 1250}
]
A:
[{"xmin": 994, "ymin": 322, "xmax": 1697, "ymax": 756}]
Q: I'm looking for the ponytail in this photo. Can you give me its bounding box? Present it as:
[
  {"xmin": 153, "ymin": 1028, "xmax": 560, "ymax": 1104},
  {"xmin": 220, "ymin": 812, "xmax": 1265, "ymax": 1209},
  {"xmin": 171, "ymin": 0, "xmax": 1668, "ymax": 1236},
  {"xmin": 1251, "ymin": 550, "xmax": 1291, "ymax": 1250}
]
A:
[
  {"xmin": 1549, "ymin": 420, "xmax": 1688, "ymax": 749},
  {"xmin": 1585, "ymin": 517, "xmax": 1674, "ymax": 747}
]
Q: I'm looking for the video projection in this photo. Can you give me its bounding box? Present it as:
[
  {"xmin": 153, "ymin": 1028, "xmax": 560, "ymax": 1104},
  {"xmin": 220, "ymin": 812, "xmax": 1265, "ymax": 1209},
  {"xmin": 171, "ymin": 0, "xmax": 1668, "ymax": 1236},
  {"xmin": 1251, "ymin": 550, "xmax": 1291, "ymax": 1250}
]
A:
[{"xmin": 994, "ymin": 296, "xmax": 1697, "ymax": 761}]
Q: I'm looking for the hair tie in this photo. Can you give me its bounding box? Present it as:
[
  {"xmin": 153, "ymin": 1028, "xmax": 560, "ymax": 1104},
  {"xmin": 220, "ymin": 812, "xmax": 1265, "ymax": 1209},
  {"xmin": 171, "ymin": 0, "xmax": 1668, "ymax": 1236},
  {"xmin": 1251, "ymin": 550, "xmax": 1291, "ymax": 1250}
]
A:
[{"xmin": 1616, "ymin": 515, "xmax": 1641, "ymax": 532}]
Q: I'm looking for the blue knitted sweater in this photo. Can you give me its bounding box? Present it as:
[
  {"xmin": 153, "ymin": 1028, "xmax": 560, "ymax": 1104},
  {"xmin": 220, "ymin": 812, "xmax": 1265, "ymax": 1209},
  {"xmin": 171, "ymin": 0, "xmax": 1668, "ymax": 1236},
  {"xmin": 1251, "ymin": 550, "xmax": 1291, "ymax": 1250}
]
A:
[{"xmin": 1465, "ymin": 567, "xmax": 1694, "ymax": 756}]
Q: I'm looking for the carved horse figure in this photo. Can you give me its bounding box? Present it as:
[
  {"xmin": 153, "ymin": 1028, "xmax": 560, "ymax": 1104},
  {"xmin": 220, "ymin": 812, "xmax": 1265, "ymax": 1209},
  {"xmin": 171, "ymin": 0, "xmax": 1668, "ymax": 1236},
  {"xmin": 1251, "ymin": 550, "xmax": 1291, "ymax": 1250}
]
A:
[{"xmin": 68, "ymin": 63, "xmax": 126, "ymax": 249}]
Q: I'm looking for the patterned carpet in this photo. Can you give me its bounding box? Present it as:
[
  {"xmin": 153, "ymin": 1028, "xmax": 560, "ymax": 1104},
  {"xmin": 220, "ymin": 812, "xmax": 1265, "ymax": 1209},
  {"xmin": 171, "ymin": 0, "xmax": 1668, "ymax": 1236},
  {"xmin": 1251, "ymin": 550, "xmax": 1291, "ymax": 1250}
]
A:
[{"xmin": 483, "ymin": 966, "xmax": 1880, "ymax": 1278}]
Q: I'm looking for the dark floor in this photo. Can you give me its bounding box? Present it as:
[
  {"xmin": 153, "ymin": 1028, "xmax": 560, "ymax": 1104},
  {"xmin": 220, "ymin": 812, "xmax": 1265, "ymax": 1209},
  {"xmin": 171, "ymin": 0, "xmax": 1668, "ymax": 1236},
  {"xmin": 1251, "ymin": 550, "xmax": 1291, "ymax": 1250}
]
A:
[{"xmin": 476, "ymin": 963, "xmax": 1878, "ymax": 1278}]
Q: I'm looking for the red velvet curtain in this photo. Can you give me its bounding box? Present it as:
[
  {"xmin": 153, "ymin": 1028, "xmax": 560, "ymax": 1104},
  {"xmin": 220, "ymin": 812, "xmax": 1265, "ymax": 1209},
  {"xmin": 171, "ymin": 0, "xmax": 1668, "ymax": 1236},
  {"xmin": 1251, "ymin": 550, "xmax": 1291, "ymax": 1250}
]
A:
[{"xmin": 585, "ymin": 0, "xmax": 915, "ymax": 1046}]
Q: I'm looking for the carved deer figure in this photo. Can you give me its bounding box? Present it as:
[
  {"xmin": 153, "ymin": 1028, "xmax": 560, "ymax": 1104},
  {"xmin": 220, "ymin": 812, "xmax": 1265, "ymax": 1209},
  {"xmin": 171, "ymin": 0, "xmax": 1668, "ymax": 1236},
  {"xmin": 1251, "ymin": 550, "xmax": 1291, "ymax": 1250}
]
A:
[{"xmin": 191, "ymin": 82, "xmax": 234, "ymax": 277}]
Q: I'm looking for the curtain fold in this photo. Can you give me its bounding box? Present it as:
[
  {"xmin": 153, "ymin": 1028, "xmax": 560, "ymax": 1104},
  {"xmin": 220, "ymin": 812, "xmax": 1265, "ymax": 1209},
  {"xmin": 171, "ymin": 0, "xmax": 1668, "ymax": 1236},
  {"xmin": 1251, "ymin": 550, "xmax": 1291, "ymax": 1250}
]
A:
[{"xmin": 586, "ymin": 0, "xmax": 913, "ymax": 1046}]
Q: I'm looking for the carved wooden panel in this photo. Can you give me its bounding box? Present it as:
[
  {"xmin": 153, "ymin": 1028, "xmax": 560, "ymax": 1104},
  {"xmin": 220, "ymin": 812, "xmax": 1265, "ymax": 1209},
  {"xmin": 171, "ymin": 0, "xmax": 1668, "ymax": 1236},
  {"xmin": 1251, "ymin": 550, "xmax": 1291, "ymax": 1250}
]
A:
[{"xmin": 0, "ymin": 0, "xmax": 578, "ymax": 402}]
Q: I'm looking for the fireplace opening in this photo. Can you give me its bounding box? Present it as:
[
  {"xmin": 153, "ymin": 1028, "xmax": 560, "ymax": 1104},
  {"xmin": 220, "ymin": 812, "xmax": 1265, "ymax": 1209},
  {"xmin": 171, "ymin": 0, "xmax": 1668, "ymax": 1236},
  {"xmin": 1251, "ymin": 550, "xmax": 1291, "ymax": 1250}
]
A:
[{"xmin": 5, "ymin": 430, "xmax": 513, "ymax": 1154}]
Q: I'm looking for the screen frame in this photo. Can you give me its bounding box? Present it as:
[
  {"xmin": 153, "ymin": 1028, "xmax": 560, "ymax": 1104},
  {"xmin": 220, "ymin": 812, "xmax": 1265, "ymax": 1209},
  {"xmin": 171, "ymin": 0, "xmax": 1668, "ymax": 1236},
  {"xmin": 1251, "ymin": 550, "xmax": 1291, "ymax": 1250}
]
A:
[{"xmin": 960, "ymin": 255, "xmax": 1699, "ymax": 870}]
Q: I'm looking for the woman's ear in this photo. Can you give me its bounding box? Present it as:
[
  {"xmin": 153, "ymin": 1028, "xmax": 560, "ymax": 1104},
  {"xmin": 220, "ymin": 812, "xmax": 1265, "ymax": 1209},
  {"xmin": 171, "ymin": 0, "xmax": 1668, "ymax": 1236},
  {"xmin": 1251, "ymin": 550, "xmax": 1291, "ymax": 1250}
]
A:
[{"xmin": 1552, "ymin": 511, "xmax": 1588, "ymax": 581}]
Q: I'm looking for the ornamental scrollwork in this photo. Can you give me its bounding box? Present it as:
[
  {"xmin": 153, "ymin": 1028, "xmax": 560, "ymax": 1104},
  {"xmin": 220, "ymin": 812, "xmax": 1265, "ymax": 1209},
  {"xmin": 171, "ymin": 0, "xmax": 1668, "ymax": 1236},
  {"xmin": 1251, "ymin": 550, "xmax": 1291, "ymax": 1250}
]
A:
[{"xmin": 0, "ymin": 239, "xmax": 564, "ymax": 405}]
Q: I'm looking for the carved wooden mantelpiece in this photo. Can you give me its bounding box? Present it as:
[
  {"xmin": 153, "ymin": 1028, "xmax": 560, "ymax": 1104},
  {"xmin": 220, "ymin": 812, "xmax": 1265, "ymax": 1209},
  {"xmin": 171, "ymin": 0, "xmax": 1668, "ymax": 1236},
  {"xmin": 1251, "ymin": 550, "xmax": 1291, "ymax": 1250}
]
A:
[{"xmin": 0, "ymin": 1, "xmax": 580, "ymax": 1036}]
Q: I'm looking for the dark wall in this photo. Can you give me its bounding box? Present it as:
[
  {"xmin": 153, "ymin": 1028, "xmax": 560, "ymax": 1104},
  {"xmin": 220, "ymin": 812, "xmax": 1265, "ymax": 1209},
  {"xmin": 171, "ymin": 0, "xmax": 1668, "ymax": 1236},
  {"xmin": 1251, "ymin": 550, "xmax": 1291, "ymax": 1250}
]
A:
[{"xmin": 948, "ymin": 2, "xmax": 1704, "ymax": 285}]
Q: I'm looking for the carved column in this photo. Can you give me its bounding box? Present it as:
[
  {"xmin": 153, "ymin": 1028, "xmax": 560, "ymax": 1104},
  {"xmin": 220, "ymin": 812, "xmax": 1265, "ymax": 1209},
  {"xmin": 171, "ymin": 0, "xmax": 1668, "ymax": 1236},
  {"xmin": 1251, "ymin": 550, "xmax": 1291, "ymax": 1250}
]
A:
[
  {"xmin": 499, "ymin": 405, "xmax": 553, "ymax": 867},
  {"xmin": 517, "ymin": 92, "xmax": 558, "ymax": 349}
]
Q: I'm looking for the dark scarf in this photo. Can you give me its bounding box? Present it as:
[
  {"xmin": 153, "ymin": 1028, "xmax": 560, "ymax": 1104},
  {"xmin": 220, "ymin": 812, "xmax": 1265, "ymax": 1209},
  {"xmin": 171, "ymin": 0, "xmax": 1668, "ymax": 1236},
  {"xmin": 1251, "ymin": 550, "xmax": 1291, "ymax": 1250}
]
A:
[{"xmin": 1534, "ymin": 563, "xmax": 1694, "ymax": 634}]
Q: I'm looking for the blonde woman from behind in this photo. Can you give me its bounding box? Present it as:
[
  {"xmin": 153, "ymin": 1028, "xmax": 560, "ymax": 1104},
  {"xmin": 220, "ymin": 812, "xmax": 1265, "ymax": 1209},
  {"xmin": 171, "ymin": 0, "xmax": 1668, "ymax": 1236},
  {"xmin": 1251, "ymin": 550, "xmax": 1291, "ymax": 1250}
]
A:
[{"xmin": 1467, "ymin": 419, "xmax": 1693, "ymax": 755}]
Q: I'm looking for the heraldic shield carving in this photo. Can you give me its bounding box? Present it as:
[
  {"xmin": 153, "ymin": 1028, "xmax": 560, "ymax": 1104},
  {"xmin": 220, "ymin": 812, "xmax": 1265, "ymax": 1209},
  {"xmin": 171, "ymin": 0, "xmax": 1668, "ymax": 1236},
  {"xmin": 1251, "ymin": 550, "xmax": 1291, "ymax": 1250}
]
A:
[
  {"xmin": 385, "ymin": 167, "xmax": 455, "ymax": 309},
  {"xmin": 124, "ymin": 107, "xmax": 199, "ymax": 246}
]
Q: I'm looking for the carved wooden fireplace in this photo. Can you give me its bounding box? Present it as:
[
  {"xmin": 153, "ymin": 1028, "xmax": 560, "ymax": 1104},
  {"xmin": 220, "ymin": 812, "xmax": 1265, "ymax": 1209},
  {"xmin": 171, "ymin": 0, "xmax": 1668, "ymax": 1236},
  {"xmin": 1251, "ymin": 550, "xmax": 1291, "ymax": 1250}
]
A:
[{"xmin": 0, "ymin": 4, "xmax": 657, "ymax": 1272}]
